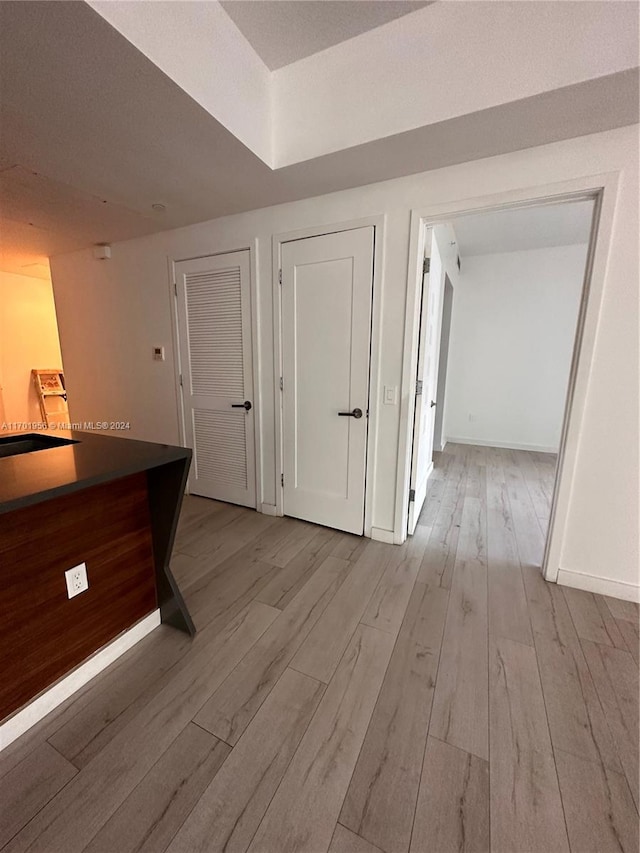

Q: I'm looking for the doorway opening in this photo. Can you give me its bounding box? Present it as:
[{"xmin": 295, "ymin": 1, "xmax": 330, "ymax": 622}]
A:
[{"xmin": 403, "ymin": 187, "xmax": 603, "ymax": 584}]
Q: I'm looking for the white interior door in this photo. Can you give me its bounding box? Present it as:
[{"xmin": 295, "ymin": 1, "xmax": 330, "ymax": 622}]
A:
[
  {"xmin": 281, "ymin": 226, "xmax": 374, "ymax": 534},
  {"xmin": 175, "ymin": 251, "xmax": 256, "ymax": 508},
  {"xmin": 408, "ymin": 229, "xmax": 445, "ymax": 533}
]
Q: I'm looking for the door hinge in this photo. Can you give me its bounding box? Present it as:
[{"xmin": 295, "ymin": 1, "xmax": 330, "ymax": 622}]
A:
[
  {"xmin": 416, "ymin": 379, "xmax": 423, "ymax": 396},
  {"xmin": 409, "ymin": 488, "xmax": 416, "ymax": 502},
  {"xmin": 173, "ymin": 281, "xmax": 177, "ymax": 297},
  {"xmin": 281, "ymin": 473, "xmax": 284, "ymax": 487},
  {"xmin": 278, "ymin": 269, "xmax": 282, "ymax": 285},
  {"xmin": 423, "ymin": 257, "xmax": 430, "ymax": 275},
  {"xmin": 179, "ymin": 374, "xmax": 183, "ymax": 387},
  {"xmin": 279, "ymin": 376, "xmax": 283, "ymax": 391}
]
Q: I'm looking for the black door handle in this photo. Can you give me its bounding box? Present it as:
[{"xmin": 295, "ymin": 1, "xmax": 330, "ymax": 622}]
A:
[
  {"xmin": 338, "ymin": 408, "xmax": 363, "ymax": 419},
  {"xmin": 231, "ymin": 400, "xmax": 252, "ymax": 411},
  {"xmin": 430, "ymin": 400, "xmax": 437, "ymax": 408}
]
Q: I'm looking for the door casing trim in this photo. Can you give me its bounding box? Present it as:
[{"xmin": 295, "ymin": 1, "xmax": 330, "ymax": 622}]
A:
[
  {"xmin": 272, "ymin": 215, "xmax": 386, "ymax": 539},
  {"xmin": 398, "ymin": 172, "xmax": 620, "ymax": 582}
]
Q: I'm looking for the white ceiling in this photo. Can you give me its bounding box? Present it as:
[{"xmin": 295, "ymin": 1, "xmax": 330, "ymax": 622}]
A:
[
  {"xmin": 452, "ymin": 200, "xmax": 595, "ymax": 259},
  {"xmin": 0, "ymin": 1, "xmax": 636, "ymax": 279},
  {"xmin": 219, "ymin": 1, "xmax": 431, "ymax": 70}
]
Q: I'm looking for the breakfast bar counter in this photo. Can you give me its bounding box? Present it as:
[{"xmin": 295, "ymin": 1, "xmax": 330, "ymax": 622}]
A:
[{"xmin": 0, "ymin": 430, "xmax": 194, "ymax": 722}]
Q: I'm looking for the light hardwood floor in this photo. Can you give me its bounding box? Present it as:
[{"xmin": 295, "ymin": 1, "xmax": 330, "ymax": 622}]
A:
[{"xmin": 1, "ymin": 443, "xmax": 638, "ymax": 853}]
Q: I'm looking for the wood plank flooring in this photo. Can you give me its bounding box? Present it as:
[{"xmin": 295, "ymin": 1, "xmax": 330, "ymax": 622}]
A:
[{"xmin": 2, "ymin": 443, "xmax": 638, "ymax": 853}]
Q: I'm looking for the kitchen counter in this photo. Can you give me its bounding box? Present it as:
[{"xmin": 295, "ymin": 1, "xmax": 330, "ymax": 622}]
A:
[
  {"xmin": 0, "ymin": 429, "xmax": 190, "ymax": 515},
  {"xmin": 0, "ymin": 430, "xmax": 195, "ymax": 722}
]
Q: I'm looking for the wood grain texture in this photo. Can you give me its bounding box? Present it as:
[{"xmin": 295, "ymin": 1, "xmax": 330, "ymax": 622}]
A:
[
  {"xmin": 615, "ymin": 616, "xmax": 640, "ymax": 664},
  {"xmin": 581, "ymin": 640, "xmax": 639, "ymax": 809},
  {"xmin": 0, "ymin": 473, "xmax": 156, "ymax": 720},
  {"xmin": 555, "ymin": 749, "xmax": 639, "ymax": 853},
  {"xmin": 0, "ymin": 742, "xmax": 77, "ymax": 847},
  {"xmin": 489, "ymin": 636, "xmax": 569, "ymax": 853},
  {"xmin": 167, "ymin": 668, "xmax": 324, "ymax": 853},
  {"xmin": 504, "ymin": 464, "xmax": 545, "ymax": 570},
  {"xmin": 563, "ymin": 586, "xmax": 623, "ymax": 647},
  {"xmin": 247, "ymin": 625, "xmax": 395, "ymax": 853},
  {"xmin": 417, "ymin": 454, "xmax": 467, "ymax": 590},
  {"xmin": 602, "ymin": 596, "xmax": 639, "ymax": 623},
  {"xmin": 328, "ymin": 825, "xmax": 385, "ymax": 853},
  {"xmin": 340, "ymin": 581, "xmax": 448, "ymax": 853},
  {"xmin": 486, "ymin": 475, "xmax": 533, "ymax": 646},
  {"xmin": 523, "ymin": 563, "xmax": 624, "ymax": 774},
  {"xmin": 592, "ymin": 593, "xmax": 630, "ymax": 650},
  {"xmin": 255, "ymin": 527, "xmax": 338, "ymax": 608},
  {"xmin": 534, "ymin": 632, "xmax": 622, "ymax": 774},
  {"xmin": 290, "ymin": 542, "xmax": 391, "ymax": 683},
  {"xmin": 430, "ymin": 494, "xmax": 489, "ymax": 760},
  {"xmin": 194, "ymin": 556, "xmax": 349, "ymax": 744},
  {"xmin": 360, "ymin": 526, "xmax": 426, "ymax": 635},
  {"xmin": 410, "ymin": 737, "xmax": 490, "ymax": 853},
  {"xmin": 49, "ymin": 624, "xmax": 192, "ymax": 768},
  {"xmin": 84, "ymin": 724, "xmax": 230, "ymax": 853},
  {"xmin": 4, "ymin": 602, "xmax": 277, "ymax": 853},
  {"xmin": 174, "ymin": 499, "xmax": 245, "ymax": 557},
  {"xmin": 175, "ymin": 512, "xmax": 277, "ymax": 590},
  {"xmin": 184, "ymin": 545, "xmax": 279, "ymax": 631}
]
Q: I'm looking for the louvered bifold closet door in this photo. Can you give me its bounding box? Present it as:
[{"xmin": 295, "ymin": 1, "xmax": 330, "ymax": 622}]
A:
[{"xmin": 175, "ymin": 251, "xmax": 256, "ymax": 507}]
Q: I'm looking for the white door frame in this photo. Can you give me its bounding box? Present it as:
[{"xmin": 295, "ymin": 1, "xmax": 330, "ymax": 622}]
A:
[
  {"xmin": 396, "ymin": 172, "xmax": 620, "ymax": 584},
  {"xmin": 272, "ymin": 215, "xmax": 386, "ymax": 539},
  {"xmin": 168, "ymin": 241, "xmax": 262, "ymax": 507}
]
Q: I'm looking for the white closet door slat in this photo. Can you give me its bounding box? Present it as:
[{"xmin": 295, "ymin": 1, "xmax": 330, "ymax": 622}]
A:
[{"xmin": 175, "ymin": 251, "xmax": 256, "ymax": 508}]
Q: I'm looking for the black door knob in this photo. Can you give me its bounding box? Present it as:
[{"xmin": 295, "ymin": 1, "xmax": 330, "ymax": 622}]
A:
[
  {"xmin": 231, "ymin": 400, "xmax": 252, "ymax": 411},
  {"xmin": 338, "ymin": 408, "xmax": 363, "ymax": 419}
]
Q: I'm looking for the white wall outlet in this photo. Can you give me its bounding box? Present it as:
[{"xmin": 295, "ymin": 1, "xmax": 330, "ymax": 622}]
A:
[
  {"xmin": 383, "ymin": 385, "xmax": 397, "ymax": 405},
  {"xmin": 468, "ymin": 413, "xmax": 476, "ymax": 422},
  {"xmin": 152, "ymin": 346, "xmax": 165, "ymax": 361},
  {"xmin": 65, "ymin": 563, "xmax": 89, "ymax": 599}
]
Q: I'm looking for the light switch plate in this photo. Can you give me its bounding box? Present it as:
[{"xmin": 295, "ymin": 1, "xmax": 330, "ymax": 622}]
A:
[
  {"xmin": 383, "ymin": 386, "xmax": 397, "ymax": 405},
  {"xmin": 153, "ymin": 346, "xmax": 165, "ymax": 361}
]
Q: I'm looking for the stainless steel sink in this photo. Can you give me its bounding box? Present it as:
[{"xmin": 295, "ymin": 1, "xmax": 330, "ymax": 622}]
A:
[{"xmin": 0, "ymin": 433, "xmax": 79, "ymax": 459}]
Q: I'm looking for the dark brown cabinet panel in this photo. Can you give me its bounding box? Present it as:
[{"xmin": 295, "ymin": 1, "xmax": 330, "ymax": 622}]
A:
[{"xmin": 0, "ymin": 473, "xmax": 157, "ymax": 720}]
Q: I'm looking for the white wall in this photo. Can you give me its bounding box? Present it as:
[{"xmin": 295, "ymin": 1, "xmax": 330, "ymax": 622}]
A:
[
  {"xmin": 50, "ymin": 125, "xmax": 639, "ymax": 597},
  {"xmin": 443, "ymin": 243, "xmax": 588, "ymax": 452},
  {"xmin": 0, "ymin": 271, "xmax": 64, "ymax": 426}
]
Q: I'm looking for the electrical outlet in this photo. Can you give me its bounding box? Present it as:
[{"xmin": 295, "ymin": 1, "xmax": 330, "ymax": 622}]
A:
[{"xmin": 65, "ymin": 562, "xmax": 89, "ymax": 599}]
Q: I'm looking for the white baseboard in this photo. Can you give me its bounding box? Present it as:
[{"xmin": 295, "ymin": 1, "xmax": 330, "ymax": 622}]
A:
[
  {"xmin": 445, "ymin": 436, "xmax": 559, "ymax": 454},
  {"xmin": 0, "ymin": 610, "xmax": 161, "ymax": 751},
  {"xmin": 260, "ymin": 503, "xmax": 277, "ymax": 516},
  {"xmin": 557, "ymin": 568, "xmax": 640, "ymax": 603},
  {"xmin": 370, "ymin": 527, "xmax": 395, "ymax": 544}
]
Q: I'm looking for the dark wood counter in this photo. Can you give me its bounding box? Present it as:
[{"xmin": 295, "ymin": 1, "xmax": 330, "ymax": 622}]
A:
[{"xmin": 0, "ymin": 430, "xmax": 194, "ymax": 721}]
